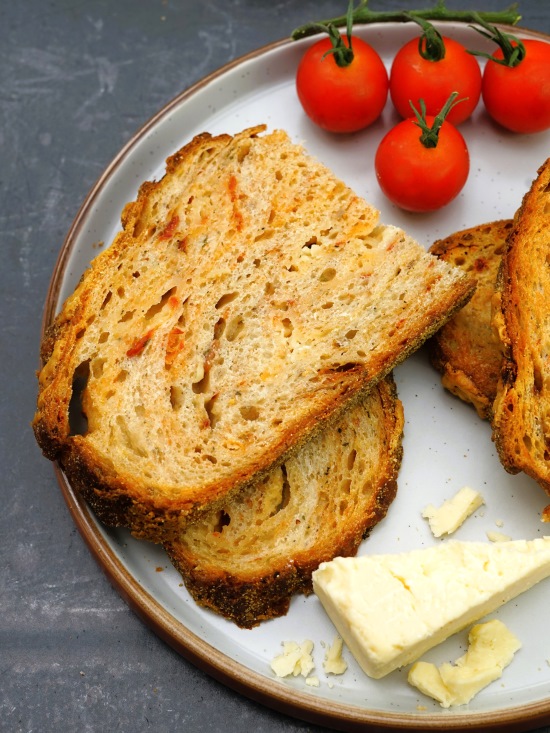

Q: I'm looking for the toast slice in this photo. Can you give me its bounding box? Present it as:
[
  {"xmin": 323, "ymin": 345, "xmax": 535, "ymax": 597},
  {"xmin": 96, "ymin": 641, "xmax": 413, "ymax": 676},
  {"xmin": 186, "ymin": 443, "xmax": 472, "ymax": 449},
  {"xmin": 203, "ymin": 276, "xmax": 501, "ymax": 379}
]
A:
[
  {"xmin": 33, "ymin": 125, "xmax": 474, "ymax": 541},
  {"xmin": 428, "ymin": 220, "xmax": 513, "ymax": 419},
  {"xmin": 165, "ymin": 375, "xmax": 403, "ymax": 628},
  {"xmin": 492, "ymin": 159, "xmax": 550, "ymax": 515}
]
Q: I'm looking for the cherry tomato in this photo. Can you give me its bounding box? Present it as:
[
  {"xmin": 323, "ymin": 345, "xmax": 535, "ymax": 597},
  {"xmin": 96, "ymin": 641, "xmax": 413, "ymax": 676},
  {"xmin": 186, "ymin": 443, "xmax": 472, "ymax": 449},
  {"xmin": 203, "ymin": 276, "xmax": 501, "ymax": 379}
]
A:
[
  {"xmin": 296, "ymin": 35, "xmax": 389, "ymax": 133},
  {"xmin": 390, "ymin": 36, "xmax": 482, "ymax": 125},
  {"xmin": 375, "ymin": 111, "xmax": 470, "ymax": 212},
  {"xmin": 481, "ymin": 39, "xmax": 550, "ymax": 133}
]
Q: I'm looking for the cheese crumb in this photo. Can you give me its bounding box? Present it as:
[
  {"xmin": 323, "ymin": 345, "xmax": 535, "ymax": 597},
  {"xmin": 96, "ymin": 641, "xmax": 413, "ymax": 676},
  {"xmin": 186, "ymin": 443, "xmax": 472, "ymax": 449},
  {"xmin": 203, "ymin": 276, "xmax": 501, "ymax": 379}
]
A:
[
  {"xmin": 323, "ymin": 636, "xmax": 348, "ymax": 675},
  {"xmin": 487, "ymin": 530, "xmax": 512, "ymax": 543},
  {"xmin": 305, "ymin": 676, "xmax": 320, "ymax": 687},
  {"xmin": 422, "ymin": 486, "xmax": 484, "ymax": 538},
  {"xmin": 270, "ymin": 640, "xmax": 315, "ymax": 678},
  {"xmin": 408, "ymin": 620, "xmax": 521, "ymax": 707}
]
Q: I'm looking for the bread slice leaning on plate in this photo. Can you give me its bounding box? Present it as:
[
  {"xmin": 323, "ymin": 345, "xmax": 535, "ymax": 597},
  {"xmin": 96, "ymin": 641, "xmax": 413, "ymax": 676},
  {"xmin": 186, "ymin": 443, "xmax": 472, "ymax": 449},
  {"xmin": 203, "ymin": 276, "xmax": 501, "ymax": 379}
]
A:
[
  {"xmin": 492, "ymin": 158, "xmax": 550, "ymax": 517},
  {"xmin": 164, "ymin": 375, "xmax": 403, "ymax": 628},
  {"xmin": 428, "ymin": 219, "xmax": 513, "ymax": 419},
  {"xmin": 33, "ymin": 124, "xmax": 475, "ymax": 542}
]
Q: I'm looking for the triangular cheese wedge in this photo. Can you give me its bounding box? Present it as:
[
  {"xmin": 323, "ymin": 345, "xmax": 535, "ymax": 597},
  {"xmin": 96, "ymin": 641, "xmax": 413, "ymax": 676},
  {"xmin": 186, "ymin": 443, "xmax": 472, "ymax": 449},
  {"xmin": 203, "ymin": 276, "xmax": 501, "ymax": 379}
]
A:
[{"xmin": 312, "ymin": 538, "xmax": 550, "ymax": 678}]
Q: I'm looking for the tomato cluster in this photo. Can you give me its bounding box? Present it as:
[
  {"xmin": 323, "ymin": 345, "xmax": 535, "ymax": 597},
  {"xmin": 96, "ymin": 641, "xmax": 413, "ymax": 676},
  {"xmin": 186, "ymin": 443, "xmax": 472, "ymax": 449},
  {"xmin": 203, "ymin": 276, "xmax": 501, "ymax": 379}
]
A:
[{"xmin": 295, "ymin": 22, "xmax": 550, "ymax": 212}]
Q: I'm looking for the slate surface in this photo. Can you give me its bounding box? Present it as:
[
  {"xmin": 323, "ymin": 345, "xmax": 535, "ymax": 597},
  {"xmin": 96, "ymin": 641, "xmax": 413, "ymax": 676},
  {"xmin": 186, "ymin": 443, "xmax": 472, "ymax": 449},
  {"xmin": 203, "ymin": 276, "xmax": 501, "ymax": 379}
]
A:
[{"xmin": 3, "ymin": 1, "xmax": 550, "ymax": 731}]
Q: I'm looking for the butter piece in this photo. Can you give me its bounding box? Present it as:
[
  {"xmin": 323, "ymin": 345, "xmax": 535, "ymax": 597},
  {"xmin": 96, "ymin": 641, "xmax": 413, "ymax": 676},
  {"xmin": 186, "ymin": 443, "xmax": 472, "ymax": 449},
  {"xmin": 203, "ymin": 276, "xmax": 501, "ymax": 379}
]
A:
[
  {"xmin": 323, "ymin": 636, "xmax": 348, "ymax": 675},
  {"xmin": 422, "ymin": 486, "xmax": 484, "ymax": 537},
  {"xmin": 270, "ymin": 640, "xmax": 315, "ymax": 678},
  {"xmin": 312, "ymin": 538, "xmax": 550, "ymax": 678},
  {"xmin": 408, "ymin": 619, "xmax": 521, "ymax": 707}
]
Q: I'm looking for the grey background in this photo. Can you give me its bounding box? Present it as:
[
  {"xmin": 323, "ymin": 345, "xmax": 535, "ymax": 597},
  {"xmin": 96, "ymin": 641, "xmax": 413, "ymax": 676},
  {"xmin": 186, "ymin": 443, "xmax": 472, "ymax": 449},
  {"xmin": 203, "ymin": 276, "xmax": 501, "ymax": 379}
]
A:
[{"xmin": 2, "ymin": 1, "xmax": 550, "ymax": 732}]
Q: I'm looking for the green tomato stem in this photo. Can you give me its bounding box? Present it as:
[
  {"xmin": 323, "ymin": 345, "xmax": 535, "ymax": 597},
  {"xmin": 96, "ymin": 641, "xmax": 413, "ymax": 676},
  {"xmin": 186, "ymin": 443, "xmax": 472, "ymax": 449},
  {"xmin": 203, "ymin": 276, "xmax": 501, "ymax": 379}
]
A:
[
  {"xmin": 468, "ymin": 13, "xmax": 527, "ymax": 66},
  {"xmin": 291, "ymin": 1, "xmax": 521, "ymax": 41},
  {"xmin": 410, "ymin": 91, "xmax": 464, "ymax": 148},
  {"xmin": 405, "ymin": 14, "xmax": 446, "ymax": 62}
]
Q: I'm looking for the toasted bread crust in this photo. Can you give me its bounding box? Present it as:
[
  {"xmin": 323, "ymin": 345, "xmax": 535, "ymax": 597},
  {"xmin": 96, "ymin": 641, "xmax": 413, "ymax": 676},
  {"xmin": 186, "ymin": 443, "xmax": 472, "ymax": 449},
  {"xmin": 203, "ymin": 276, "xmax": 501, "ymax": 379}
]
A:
[
  {"xmin": 33, "ymin": 126, "xmax": 474, "ymax": 542},
  {"xmin": 492, "ymin": 159, "xmax": 550, "ymax": 501},
  {"xmin": 428, "ymin": 220, "xmax": 513, "ymax": 419},
  {"xmin": 164, "ymin": 376, "xmax": 403, "ymax": 628}
]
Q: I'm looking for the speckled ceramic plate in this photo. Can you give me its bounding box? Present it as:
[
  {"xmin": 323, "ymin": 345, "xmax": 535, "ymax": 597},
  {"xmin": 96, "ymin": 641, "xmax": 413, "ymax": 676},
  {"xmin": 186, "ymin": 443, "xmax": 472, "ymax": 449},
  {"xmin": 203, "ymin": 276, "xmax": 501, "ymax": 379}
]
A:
[{"xmin": 43, "ymin": 21, "xmax": 550, "ymax": 733}]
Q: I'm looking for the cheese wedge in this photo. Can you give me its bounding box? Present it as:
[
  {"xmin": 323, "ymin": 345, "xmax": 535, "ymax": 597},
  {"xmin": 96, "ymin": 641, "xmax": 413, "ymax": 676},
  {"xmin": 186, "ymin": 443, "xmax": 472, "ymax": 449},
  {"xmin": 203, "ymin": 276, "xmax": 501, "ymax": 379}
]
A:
[{"xmin": 312, "ymin": 537, "xmax": 550, "ymax": 679}]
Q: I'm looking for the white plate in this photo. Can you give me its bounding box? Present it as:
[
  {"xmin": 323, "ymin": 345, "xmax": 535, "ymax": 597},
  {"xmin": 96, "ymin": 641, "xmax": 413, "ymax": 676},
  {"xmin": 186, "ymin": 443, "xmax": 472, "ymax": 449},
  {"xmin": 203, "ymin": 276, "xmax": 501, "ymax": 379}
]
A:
[{"xmin": 44, "ymin": 21, "xmax": 550, "ymax": 732}]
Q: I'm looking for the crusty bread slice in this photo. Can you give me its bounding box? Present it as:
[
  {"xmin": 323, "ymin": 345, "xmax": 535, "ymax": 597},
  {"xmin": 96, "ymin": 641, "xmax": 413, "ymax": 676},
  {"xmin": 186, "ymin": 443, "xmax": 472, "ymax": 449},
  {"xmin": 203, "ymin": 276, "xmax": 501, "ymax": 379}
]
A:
[
  {"xmin": 33, "ymin": 125, "xmax": 474, "ymax": 541},
  {"xmin": 165, "ymin": 375, "xmax": 403, "ymax": 628},
  {"xmin": 428, "ymin": 220, "xmax": 513, "ymax": 419},
  {"xmin": 492, "ymin": 159, "xmax": 550, "ymax": 514}
]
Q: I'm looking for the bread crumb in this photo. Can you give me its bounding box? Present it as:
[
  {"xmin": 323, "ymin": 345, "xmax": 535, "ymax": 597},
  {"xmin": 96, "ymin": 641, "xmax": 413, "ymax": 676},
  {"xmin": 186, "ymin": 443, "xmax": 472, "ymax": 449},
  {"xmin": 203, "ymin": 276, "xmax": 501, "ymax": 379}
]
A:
[{"xmin": 305, "ymin": 676, "xmax": 320, "ymax": 687}]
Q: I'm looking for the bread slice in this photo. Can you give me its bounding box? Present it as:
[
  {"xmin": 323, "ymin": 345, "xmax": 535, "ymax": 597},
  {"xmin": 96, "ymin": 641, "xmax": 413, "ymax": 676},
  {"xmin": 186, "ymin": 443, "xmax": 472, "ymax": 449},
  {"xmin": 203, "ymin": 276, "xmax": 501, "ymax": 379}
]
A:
[
  {"xmin": 165, "ymin": 375, "xmax": 403, "ymax": 628},
  {"xmin": 428, "ymin": 220, "xmax": 513, "ymax": 419},
  {"xmin": 492, "ymin": 159, "xmax": 550, "ymax": 514},
  {"xmin": 33, "ymin": 125, "xmax": 475, "ymax": 541}
]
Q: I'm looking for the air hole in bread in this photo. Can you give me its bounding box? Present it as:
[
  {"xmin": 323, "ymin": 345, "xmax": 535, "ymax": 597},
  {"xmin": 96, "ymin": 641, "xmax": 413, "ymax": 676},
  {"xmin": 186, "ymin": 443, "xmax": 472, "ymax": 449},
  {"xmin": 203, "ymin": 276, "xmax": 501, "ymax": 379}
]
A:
[
  {"xmin": 269, "ymin": 465, "xmax": 290, "ymax": 516},
  {"xmin": 346, "ymin": 329, "xmax": 358, "ymax": 340},
  {"xmin": 282, "ymin": 318, "xmax": 293, "ymax": 338},
  {"xmin": 253, "ymin": 258, "xmax": 261, "ymax": 267},
  {"xmin": 322, "ymin": 302, "xmax": 334, "ymax": 309},
  {"xmin": 274, "ymin": 300, "xmax": 289, "ymax": 311},
  {"xmin": 237, "ymin": 140, "xmax": 251, "ymax": 163},
  {"xmin": 534, "ymin": 364, "xmax": 543, "ymax": 393},
  {"xmin": 254, "ymin": 228, "xmax": 275, "ymax": 243},
  {"xmin": 132, "ymin": 271, "xmax": 140, "ymax": 278},
  {"xmin": 215, "ymin": 292, "xmax": 238, "ymax": 310},
  {"xmin": 341, "ymin": 478, "xmax": 352, "ymax": 494},
  {"xmin": 115, "ymin": 369, "xmax": 128, "ymax": 383},
  {"xmin": 204, "ymin": 394, "xmax": 219, "ymax": 428},
  {"xmin": 347, "ymin": 448, "xmax": 357, "ymax": 471},
  {"xmin": 265, "ymin": 282, "xmax": 275, "ymax": 296},
  {"xmin": 240, "ymin": 405, "xmax": 260, "ymax": 421},
  {"xmin": 339, "ymin": 293, "xmax": 355, "ymax": 304},
  {"xmin": 333, "ymin": 362, "xmax": 360, "ymax": 373},
  {"xmin": 192, "ymin": 370, "xmax": 210, "ymax": 394},
  {"xmin": 135, "ymin": 405, "xmax": 146, "ymax": 417},
  {"xmin": 68, "ymin": 360, "xmax": 90, "ymax": 436},
  {"xmin": 75, "ymin": 327, "xmax": 86, "ymax": 340},
  {"xmin": 144, "ymin": 287, "xmax": 177, "ymax": 321},
  {"xmin": 119, "ymin": 309, "xmax": 135, "ymax": 323},
  {"xmin": 202, "ymin": 454, "xmax": 217, "ymax": 464},
  {"xmin": 170, "ymin": 385, "xmax": 183, "ymax": 411},
  {"xmin": 98, "ymin": 331, "xmax": 110, "ymax": 344},
  {"xmin": 214, "ymin": 510, "xmax": 231, "ymax": 532},
  {"xmin": 91, "ymin": 358, "xmax": 106, "ymax": 378},
  {"xmin": 523, "ymin": 434, "xmax": 532, "ymax": 452},
  {"xmin": 303, "ymin": 236, "xmax": 317, "ymax": 249},
  {"xmin": 100, "ymin": 291, "xmax": 112, "ymax": 310},
  {"xmin": 226, "ymin": 315, "xmax": 245, "ymax": 341},
  {"xmin": 117, "ymin": 287, "xmax": 125, "ymax": 298}
]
